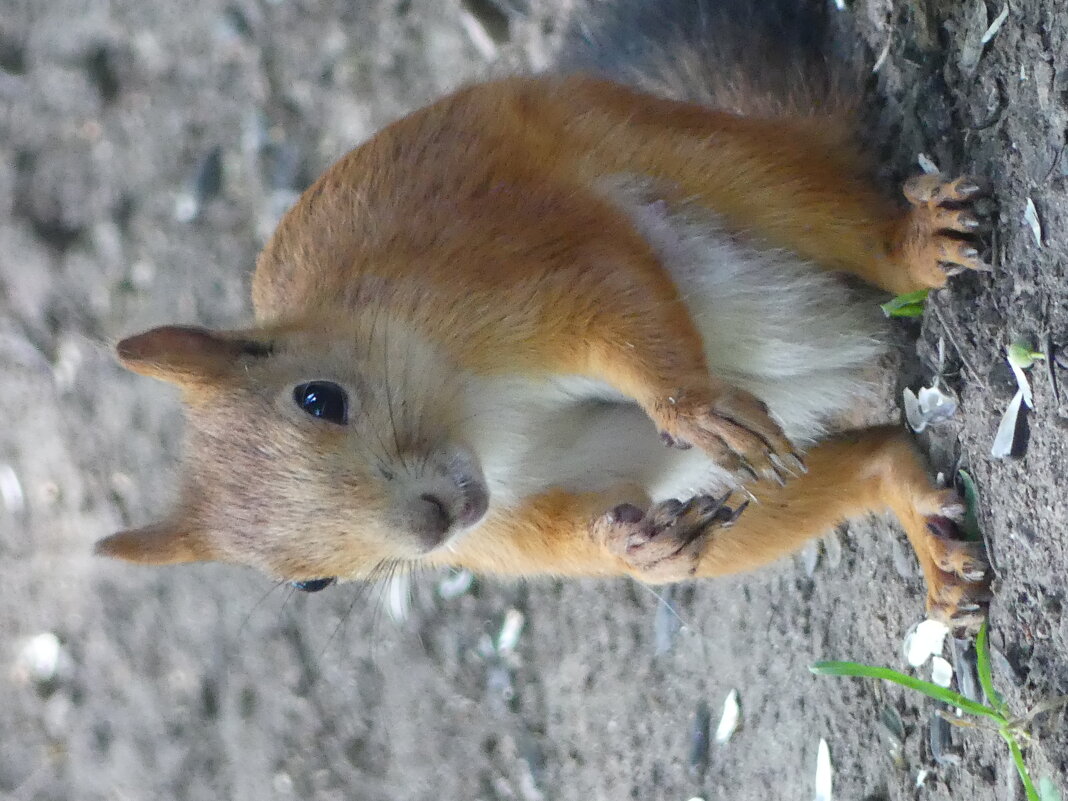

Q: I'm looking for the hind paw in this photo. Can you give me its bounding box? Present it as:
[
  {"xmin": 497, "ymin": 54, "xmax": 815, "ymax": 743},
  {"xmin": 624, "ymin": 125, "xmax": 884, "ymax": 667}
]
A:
[
  {"xmin": 922, "ymin": 512, "xmax": 992, "ymax": 636},
  {"xmin": 894, "ymin": 174, "xmax": 990, "ymax": 289}
]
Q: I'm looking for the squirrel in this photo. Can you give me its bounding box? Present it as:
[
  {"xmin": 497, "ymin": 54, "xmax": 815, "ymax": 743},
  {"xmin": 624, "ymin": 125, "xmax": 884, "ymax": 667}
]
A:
[{"xmin": 97, "ymin": 0, "xmax": 991, "ymax": 632}]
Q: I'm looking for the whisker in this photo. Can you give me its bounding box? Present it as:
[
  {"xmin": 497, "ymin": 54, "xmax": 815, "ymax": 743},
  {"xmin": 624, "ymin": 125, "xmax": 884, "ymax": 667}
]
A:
[
  {"xmin": 360, "ymin": 300, "xmax": 400, "ymax": 467},
  {"xmin": 238, "ymin": 579, "xmax": 287, "ymax": 638},
  {"xmin": 399, "ymin": 313, "xmax": 418, "ymax": 458},
  {"xmin": 381, "ymin": 317, "xmax": 408, "ymax": 471},
  {"xmin": 276, "ymin": 584, "xmax": 298, "ymax": 620},
  {"xmin": 635, "ymin": 581, "xmax": 693, "ymax": 630},
  {"xmin": 316, "ymin": 558, "xmax": 390, "ymax": 661}
]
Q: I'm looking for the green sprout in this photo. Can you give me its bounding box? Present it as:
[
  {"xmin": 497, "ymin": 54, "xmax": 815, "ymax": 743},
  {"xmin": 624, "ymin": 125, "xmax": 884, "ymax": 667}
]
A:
[
  {"xmin": 956, "ymin": 468, "xmax": 982, "ymax": 541},
  {"xmin": 880, "ymin": 289, "xmax": 930, "ymax": 318},
  {"xmin": 1007, "ymin": 341, "xmax": 1047, "ymax": 370},
  {"xmin": 810, "ymin": 622, "xmax": 1067, "ymax": 800}
]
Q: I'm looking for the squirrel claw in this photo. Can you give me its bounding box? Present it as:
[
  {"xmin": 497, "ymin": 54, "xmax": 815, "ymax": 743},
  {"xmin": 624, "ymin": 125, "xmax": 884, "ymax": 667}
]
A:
[
  {"xmin": 597, "ymin": 493, "xmax": 746, "ymax": 583},
  {"xmin": 655, "ymin": 386, "xmax": 796, "ymax": 486},
  {"xmin": 896, "ymin": 173, "xmax": 992, "ymax": 288},
  {"xmin": 921, "ymin": 510, "xmax": 992, "ymax": 637}
]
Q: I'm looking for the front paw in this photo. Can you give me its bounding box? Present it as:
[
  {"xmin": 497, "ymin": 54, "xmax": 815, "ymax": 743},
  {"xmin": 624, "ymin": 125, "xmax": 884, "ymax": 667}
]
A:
[
  {"xmin": 895, "ymin": 174, "xmax": 990, "ymax": 289},
  {"xmin": 654, "ymin": 386, "xmax": 804, "ymax": 484},
  {"xmin": 595, "ymin": 494, "xmax": 747, "ymax": 583}
]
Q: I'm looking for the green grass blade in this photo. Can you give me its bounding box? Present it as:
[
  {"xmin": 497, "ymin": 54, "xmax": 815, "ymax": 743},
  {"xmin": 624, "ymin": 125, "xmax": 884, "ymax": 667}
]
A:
[
  {"xmin": 880, "ymin": 289, "xmax": 930, "ymax": 318},
  {"xmin": 1003, "ymin": 730, "xmax": 1040, "ymax": 801},
  {"xmin": 810, "ymin": 661, "xmax": 1005, "ymax": 723},
  {"xmin": 975, "ymin": 622, "xmax": 1008, "ymax": 714}
]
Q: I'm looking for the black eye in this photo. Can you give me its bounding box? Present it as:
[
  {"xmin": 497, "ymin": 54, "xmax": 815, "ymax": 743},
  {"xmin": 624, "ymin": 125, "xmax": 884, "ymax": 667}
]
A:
[
  {"xmin": 291, "ymin": 577, "xmax": 335, "ymax": 593},
  {"xmin": 293, "ymin": 381, "xmax": 348, "ymax": 424}
]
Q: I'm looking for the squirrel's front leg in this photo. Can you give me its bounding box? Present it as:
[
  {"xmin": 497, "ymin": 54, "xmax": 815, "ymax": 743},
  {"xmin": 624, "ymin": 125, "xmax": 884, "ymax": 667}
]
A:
[
  {"xmin": 582, "ymin": 297, "xmax": 802, "ymax": 484},
  {"xmin": 435, "ymin": 485, "xmax": 651, "ymax": 578},
  {"xmin": 435, "ymin": 484, "xmax": 747, "ymax": 584}
]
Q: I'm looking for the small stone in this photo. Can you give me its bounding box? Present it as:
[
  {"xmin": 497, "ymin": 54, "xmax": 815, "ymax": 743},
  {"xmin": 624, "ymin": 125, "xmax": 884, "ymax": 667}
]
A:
[
  {"xmin": 823, "ymin": 531, "xmax": 843, "ymax": 570},
  {"xmin": 0, "ymin": 464, "xmax": 25, "ymax": 515},
  {"xmin": 688, "ymin": 701, "xmax": 711, "ymax": 778},
  {"xmin": 799, "ymin": 540, "xmax": 820, "ymax": 577},
  {"xmin": 929, "ymin": 712, "xmax": 961, "ymax": 765},
  {"xmin": 12, "ymin": 632, "xmax": 70, "ymax": 687},
  {"xmin": 437, "ymin": 569, "xmax": 474, "ymax": 599}
]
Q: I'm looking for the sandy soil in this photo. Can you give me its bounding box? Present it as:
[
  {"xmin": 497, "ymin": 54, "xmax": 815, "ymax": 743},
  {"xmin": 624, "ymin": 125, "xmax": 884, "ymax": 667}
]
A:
[{"xmin": 1, "ymin": 1, "xmax": 1065, "ymax": 799}]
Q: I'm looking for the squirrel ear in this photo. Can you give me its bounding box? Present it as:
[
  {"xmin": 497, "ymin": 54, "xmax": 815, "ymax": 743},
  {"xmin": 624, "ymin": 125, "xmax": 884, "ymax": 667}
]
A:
[
  {"xmin": 95, "ymin": 520, "xmax": 214, "ymax": 565},
  {"xmin": 116, "ymin": 325, "xmax": 272, "ymax": 386}
]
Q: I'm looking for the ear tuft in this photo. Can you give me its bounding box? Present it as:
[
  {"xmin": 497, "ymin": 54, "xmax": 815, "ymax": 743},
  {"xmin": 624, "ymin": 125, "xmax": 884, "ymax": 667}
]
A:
[
  {"xmin": 95, "ymin": 520, "xmax": 213, "ymax": 566},
  {"xmin": 116, "ymin": 325, "xmax": 271, "ymax": 386}
]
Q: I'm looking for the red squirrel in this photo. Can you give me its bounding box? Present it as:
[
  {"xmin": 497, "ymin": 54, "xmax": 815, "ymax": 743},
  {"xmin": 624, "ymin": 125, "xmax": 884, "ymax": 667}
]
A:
[{"xmin": 98, "ymin": 0, "xmax": 991, "ymax": 632}]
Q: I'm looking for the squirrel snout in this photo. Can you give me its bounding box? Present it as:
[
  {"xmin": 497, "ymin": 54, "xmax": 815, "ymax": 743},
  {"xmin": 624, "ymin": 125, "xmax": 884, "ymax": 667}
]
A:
[
  {"xmin": 404, "ymin": 477, "xmax": 489, "ymax": 551},
  {"xmin": 415, "ymin": 493, "xmax": 451, "ymax": 543}
]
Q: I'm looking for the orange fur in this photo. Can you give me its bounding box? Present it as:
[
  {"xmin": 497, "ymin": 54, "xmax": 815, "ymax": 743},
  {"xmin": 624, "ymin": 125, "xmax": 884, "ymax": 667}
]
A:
[
  {"xmin": 427, "ymin": 427, "xmax": 985, "ymax": 625},
  {"xmin": 102, "ymin": 75, "xmax": 989, "ymax": 629}
]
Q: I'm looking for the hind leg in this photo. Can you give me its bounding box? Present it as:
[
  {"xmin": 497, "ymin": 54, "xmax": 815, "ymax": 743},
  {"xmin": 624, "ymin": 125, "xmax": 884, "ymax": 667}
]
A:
[
  {"xmin": 446, "ymin": 427, "xmax": 989, "ymax": 632},
  {"xmin": 590, "ymin": 106, "xmax": 989, "ymax": 295},
  {"xmin": 611, "ymin": 426, "xmax": 990, "ymax": 632}
]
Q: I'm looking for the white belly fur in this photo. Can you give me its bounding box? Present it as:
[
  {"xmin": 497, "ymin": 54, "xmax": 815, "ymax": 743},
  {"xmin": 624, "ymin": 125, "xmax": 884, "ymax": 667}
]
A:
[{"xmin": 463, "ymin": 185, "xmax": 889, "ymax": 512}]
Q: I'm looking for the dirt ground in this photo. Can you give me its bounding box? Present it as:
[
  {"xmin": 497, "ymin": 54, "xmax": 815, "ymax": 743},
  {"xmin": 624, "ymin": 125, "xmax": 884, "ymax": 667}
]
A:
[{"xmin": 1, "ymin": 1, "xmax": 1066, "ymax": 799}]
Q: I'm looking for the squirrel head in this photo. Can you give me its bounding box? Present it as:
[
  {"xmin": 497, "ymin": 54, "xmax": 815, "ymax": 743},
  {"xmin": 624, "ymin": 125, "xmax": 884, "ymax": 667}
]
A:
[{"xmin": 95, "ymin": 315, "xmax": 489, "ymax": 583}]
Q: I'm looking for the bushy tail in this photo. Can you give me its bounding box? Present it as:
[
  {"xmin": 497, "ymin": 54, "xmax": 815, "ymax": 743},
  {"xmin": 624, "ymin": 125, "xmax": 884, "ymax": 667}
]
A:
[{"xmin": 556, "ymin": 0, "xmax": 860, "ymax": 118}]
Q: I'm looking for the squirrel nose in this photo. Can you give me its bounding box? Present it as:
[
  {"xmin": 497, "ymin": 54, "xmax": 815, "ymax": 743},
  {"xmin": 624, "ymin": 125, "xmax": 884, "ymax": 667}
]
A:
[{"xmin": 413, "ymin": 493, "xmax": 452, "ymax": 547}]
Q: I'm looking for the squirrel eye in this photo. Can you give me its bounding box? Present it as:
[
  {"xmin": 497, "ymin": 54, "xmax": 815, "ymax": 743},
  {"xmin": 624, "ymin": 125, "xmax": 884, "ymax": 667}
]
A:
[
  {"xmin": 293, "ymin": 381, "xmax": 348, "ymax": 424},
  {"xmin": 291, "ymin": 577, "xmax": 335, "ymax": 593}
]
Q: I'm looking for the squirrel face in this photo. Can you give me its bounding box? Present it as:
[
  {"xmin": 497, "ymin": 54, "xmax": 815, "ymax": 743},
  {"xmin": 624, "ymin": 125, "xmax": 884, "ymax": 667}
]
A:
[{"xmin": 97, "ymin": 316, "xmax": 489, "ymax": 582}]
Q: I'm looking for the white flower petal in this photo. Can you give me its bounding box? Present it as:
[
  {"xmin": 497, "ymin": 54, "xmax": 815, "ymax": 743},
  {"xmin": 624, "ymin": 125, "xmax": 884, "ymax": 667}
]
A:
[
  {"xmin": 1009, "ymin": 361, "xmax": 1035, "ymax": 409},
  {"xmin": 980, "ymin": 4, "xmax": 1009, "ymax": 44},
  {"xmin": 714, "ymin": 689, "xmax": 741, "ymax": 744},
  {"xmin": 931, "ymin": 656, "xmax": 954, "ymax": 687},
  {"xmin": 991, "ymin": 388, "xmax": 1025, "ymax": 458},
  {"xmin": 903, "ymin": 385, "xmax": 957, "ymax": 433},
  {"xmin": 903, "ymin": 388, "xmax": 926, "ymax": 432},
  {"xmin": 814, "ymin": 738, "xmax": 833, "ymax": 801},
  {"xmin": 497, "ymin": 608, "xmax": 525, "ymax": 653},
  {"xmin": 917, "ymin": 153, "xmax": 940, "ymax": 174},
  {"xmin": 1024, "ymin": 197, "xmax": 1043, "ymax": 247},
  {"xmin": 917, "ymin": 385, "xmax": 958, "ymax": 422},
  {"xmin": 903, "ymin": 619, "xmax": 949, "ymax": 667}
]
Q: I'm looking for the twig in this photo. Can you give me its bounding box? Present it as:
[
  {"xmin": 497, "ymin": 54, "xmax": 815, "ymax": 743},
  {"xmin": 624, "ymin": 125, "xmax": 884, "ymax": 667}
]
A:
[
  {"xmin": 1042, "ymin": 143, "xmax": 1065, "ymax": 183},
  {"xmin": 930, "ymin": 297, "xmax": 983, "ymax": 385}
]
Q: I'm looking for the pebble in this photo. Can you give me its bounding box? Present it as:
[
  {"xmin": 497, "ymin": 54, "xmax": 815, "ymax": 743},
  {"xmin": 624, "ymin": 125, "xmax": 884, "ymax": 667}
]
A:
[
  {"xmin": 929, "ymin": 711, "xmax": 961, "ymax": 765},
  {"xmin": 0, "ymin": 463, "xmax": 25, "ymax": 515},
  {"xmin": 174, "ymin": 146, "xmax": 224, "ymax": 222},
  {"xmin": 12, "ymin": 632, "xmax": 70, "ymax": 687},
  {"xmin": 437, "ymin": 568, "xmax": 475, "ymax": 599},
  {"xmin": 687, "ymin": 701, "xmax": 711, "ymax": 778},
  {"xmin": 799, "ymin": 540, "xmax": 820, "ymax": 577}
]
